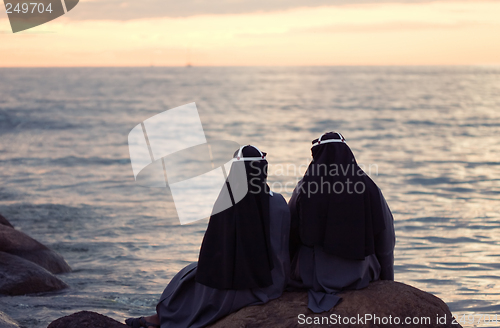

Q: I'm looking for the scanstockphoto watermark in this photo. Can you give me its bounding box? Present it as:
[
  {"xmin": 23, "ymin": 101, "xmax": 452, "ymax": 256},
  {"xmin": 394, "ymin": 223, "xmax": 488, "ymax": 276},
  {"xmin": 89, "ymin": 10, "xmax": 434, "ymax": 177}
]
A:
[
  {"xmin": 128, "ymin": 103, "xmax": 381, "ymax": 224},
  {"xmin": 129, "ymin": 103, "xmax": 252, "ymax": 225},
  {"xmin": 297, "ymin": 313, "xmax": 450, "ymax": 326},
  {"xmin": 247, "ymin": 161, "xmax": 379, "ymax": 196},
  {"xmin": 268, "ymin": 162, "xmax": 379, "ymax": 179}
]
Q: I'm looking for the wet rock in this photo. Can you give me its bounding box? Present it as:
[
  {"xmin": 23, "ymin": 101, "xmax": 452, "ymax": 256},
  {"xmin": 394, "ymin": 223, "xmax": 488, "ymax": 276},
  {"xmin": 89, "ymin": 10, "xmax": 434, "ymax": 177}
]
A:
[
  {"xmin": 209, "ymin": 280, "xmax": 462, "ymax": 328},
  {"xmin": 47, "ymin": 311, "xmax": 128, "ymax": 328},
  {"xmin": 0, "ymin": 252, "xmax": 68, "ymax": 296},
  {"xmin": 0, "ymin": 311, "xmax": 20, "ymax": 328},
  {"xmin": 0, "ymin": 224, "xmax": 71, "ymax": 274},
  {"xmin": 0, "ymin": 214, "xmax": 13, "ymax": 228}
]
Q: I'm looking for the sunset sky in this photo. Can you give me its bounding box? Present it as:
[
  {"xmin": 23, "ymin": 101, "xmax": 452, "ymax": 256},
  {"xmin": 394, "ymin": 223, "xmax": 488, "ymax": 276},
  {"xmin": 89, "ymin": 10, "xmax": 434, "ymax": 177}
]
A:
[{"xmin": 1, "ymin": 0, "xmax": 499, "ymax": 66}]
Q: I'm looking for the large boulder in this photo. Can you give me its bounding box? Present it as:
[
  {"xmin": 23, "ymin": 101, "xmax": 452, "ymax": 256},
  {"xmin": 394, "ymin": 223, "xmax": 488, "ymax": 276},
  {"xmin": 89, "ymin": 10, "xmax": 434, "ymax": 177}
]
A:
[
  {"xmin": 209, "ymin": 280, "xmax": 462, "ymax": 328},
  {"xmin": 0, "ymin": 311, "xmax": 20, "ymax": 328},
  {"xmin": 47, "ymin": 311, "xmax": 128, "ymax": 328},
  {"xmin": 0, "ymin": 214, "xmax": 13, "ymax": 228},
  {"xmin": 0, "ymin": 224, "xmax": 71, "ymax": 274},
  {"xmin": 0, "ymin": 252, "xmax": 68, "ymax": 296}
]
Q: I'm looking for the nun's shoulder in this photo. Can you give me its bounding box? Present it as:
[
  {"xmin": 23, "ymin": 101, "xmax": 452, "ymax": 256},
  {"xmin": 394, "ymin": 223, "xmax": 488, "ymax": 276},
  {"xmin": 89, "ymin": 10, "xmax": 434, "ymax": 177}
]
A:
[
  {"xmin": 269, "ymin": 192, "xmax": 291, "ymax": 221},
  {"xmin": 270, "ymin": 192, "xmax": 288, "ymax": 207}
]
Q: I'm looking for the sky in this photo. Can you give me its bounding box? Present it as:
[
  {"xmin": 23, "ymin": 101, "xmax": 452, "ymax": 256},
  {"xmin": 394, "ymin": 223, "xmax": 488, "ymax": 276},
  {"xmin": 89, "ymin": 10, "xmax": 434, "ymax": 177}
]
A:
[{"xmin": 0, "ymin": 0, "xmax": 499, "ymax": 66}]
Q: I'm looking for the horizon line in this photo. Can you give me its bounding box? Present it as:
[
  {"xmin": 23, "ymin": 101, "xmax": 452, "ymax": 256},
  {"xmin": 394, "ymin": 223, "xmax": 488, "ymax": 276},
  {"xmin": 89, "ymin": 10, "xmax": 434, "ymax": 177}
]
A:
[{"xmin": 1, "ymin": 64, "xmax": 500, "ymax": 68}]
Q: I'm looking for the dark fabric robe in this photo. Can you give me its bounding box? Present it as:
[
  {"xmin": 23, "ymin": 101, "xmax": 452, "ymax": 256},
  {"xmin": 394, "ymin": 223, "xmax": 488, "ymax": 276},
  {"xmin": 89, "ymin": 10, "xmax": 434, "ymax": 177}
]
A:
[
  {"xmin": 156, "ymin": 193, "xmax": 290, "ymax": 328},
  {"xmin": 289, "ymin": 181, "xmax": 395, "ymax": 313}
]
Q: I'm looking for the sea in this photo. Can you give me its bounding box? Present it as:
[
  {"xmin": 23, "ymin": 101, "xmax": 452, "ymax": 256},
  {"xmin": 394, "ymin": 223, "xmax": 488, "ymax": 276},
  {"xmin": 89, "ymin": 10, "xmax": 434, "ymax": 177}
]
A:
[{"xmin": 0, "ymin": 66, "xmax": 499, "ymax": 328}]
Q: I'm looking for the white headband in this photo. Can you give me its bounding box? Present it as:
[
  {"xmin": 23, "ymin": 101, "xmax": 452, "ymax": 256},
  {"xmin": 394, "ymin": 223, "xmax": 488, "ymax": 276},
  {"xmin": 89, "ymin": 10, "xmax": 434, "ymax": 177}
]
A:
[
  {"xmin": 232, "ymin": 145, "xmax": 273, "ymax": 195},
  {"xmin": 233, "ymin": 145, "xmax": 267, "ymax": 161},
  {"xmin": 312, "ymin": 132, "xmax": 346, "ymax": 148}
]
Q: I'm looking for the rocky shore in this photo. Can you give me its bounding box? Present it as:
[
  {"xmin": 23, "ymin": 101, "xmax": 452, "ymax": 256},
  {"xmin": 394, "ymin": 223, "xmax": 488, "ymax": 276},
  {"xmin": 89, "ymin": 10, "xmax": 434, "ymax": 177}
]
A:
[{"xmin": 0, "ymin": 213, "xmax": 71, "ymax": 328}]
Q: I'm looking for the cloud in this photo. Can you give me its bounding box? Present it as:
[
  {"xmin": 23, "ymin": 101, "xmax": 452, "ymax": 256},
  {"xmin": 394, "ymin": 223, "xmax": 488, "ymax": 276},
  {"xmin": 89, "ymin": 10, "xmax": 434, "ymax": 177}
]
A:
[
  {"xmin": 69, "ymin": 0, "xmax": 477, "ymax": 20},
  {"xmin": 293, "ymin": 20, "xmax": 484, "ymax": 34}
]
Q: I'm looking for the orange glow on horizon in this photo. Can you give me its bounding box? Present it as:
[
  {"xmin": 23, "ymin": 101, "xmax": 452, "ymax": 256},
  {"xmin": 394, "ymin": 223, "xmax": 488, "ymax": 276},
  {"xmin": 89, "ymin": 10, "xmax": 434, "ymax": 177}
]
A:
[{"xmin": 0, "ymin": 1, "xmax": 499, "ymax": 67}]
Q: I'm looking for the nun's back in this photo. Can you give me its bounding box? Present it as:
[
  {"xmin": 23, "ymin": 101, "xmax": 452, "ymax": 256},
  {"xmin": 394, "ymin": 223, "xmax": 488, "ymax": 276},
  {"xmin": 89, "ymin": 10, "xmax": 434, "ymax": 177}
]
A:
[
  {"xmin": 156, "ymin": 192, "xmax": 290, "ymax": 328},
  {"xmin": 289, "ymin": 186, "xmax": 395, "ymax": 313},
  {"xmin": 287, "ymin": 132, "xmax": 396, "ymax": 313}
]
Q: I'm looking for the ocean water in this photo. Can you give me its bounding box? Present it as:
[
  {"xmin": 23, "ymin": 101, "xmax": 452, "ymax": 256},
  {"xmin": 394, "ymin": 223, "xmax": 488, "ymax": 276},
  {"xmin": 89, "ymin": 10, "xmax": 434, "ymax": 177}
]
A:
[{"xmin": 0, "ymin": 66, "xmax": 499, "ymax": 328}]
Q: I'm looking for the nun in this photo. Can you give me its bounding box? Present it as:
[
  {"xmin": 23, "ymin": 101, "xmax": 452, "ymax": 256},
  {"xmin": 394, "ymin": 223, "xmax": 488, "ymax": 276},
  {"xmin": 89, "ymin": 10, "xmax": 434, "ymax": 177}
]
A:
[
  {"xmin": 288, "ymin": 132, "xmax": 395, "ymax": 313},
  {"xmin": 126, "ymin": 145, "xmax": 290, "ymax": 328}
]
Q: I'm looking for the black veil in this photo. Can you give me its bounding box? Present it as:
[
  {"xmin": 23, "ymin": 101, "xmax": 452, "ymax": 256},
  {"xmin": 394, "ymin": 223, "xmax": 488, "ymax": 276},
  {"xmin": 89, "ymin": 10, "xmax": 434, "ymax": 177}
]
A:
[
  {"xmin": 196, "ymin": 145, "xmax": 274, "ymax": 289},
  {"xmin": 295, "ymin": 132, "xmax": 386, "ymax": 260}
]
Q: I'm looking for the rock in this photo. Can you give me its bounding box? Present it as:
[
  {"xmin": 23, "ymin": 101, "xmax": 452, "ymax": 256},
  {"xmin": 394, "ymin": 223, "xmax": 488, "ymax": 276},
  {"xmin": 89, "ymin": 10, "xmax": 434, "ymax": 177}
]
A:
[
  {"xmin": 0, "ymin": 214, "xmax": 71, "ymax": 296},
  {"xmin": 0, "ymin": 214, "xmax": 13, "ymax": 228},
  {"xmin": 47, "ymin": 311, "xmax": 128, "ymax": 328},
  {"xmin": 0, "ymin": 311, "xmax": 20, "ymax": 328},
  {"xmin": 208, "ymin": 280, "xmax": 462, "ymax": 328},
  {"xmin": 0, "ymin": 224, "xmax": 71, "ymax": 274},
  {"xmin": 0, "ymin": 251, "xmax": 68, "ymax": 296}
]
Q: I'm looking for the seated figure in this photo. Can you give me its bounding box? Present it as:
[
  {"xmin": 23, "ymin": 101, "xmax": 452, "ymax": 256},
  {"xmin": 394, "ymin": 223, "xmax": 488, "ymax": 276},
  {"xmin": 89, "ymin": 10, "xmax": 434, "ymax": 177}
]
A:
[
  {"xmin": 126, "ymin": 145, "xmax": 291, "ymax": 328},
  {"xmin": 288, "ymin": 132, "xmax": 395, "ymax": 313}
]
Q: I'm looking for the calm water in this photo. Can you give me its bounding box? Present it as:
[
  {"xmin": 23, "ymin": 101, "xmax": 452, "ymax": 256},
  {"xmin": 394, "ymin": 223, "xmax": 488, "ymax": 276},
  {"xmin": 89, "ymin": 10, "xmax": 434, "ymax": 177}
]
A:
[{"xmin": 0, "ymin": 67, "xmax": 499, "ymax": 328}]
